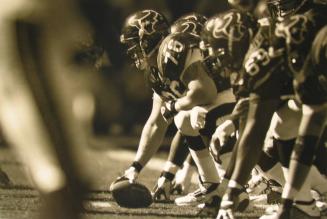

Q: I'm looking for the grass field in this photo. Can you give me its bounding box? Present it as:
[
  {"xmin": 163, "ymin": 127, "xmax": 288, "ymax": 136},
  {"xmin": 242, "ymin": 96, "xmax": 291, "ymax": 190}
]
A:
[{"xmin": 0, "ymin": 138, "xmax": 324, "ymax": 219}]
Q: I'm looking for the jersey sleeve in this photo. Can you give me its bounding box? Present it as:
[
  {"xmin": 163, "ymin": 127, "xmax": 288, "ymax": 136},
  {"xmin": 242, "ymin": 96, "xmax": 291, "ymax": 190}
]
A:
[
  {"xmin": 294, "ymin": 25, "xmax": 327, "ymax": 105},
  {"xmin": 240, "ymin": 19, "xmax": 291, "ymax": 100}
]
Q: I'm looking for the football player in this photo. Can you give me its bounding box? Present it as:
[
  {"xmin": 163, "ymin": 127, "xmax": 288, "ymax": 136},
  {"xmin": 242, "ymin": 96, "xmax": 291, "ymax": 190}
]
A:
[
  {"xmin": 216, "ymin": 0, "xmax": 327, "ymax": 218},
  {"xmin": 152, "ymin": 13, "xmax": 208, "ymax": 201},
  {"xmin": 268, "ymin": 24, "xmax": 327, "ymax": 219},
  {"xmin": 176, "ymin": 9, "xmax": 258, "ymax": 214},
  {"xmin": 116, "ymin": 10, "xmax": 222, "ymax": 210},
  {"xmin": 155, "ymin": 31, "xmax": 224, "ymax": 211},
  {"xmin": 167, "ymin": 9, "xmax": 257, "ymax": 214},
  {"xmin": 115, "ymin": 9, "xmax": 172, "ymax": 185}
]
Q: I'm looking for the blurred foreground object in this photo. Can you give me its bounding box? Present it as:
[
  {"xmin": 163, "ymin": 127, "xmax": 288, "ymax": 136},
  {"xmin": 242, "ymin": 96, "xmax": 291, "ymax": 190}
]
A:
[{"xmin": 0, "ymin": 0, "xmax": 103, "ymax": 218}]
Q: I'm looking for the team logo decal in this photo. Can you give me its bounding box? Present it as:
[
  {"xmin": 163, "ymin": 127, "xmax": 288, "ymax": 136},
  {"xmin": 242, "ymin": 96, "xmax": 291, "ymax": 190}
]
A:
[
  {"xmin": 211, "ymin": 12, "xmax": 246, "ymax": 41},
  {"xmin": 128, "ymin": 10, "xmax": 160, "ymax": 35},
  {"xmin": 275, "ymin": 15, "xmax": 311, "ymax": 45},
  {"xmin": 180, "ymin": 21, "xmax": 202, "ymax": 35}
]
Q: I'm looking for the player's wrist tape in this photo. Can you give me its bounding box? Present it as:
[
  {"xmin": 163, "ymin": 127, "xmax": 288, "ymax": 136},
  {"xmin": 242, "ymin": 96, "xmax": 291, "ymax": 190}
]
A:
[
  {"xmin": 160, "ymin": 171, "xmax": 175, "ymax": 181},
  {"xmin": 162, "ymin": 100, "xmax": 178, "ymax": 119},
  {"xmin": 131, "ymin": 161, "xmax": 143, "ymax": 172}
]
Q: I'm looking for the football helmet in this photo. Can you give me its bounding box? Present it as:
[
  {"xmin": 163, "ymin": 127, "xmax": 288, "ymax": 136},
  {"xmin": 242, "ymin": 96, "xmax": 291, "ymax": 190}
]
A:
[
  {"xmin": 228, "ymin": 0, "xmax": 260, "ymax": 12},
  {"xmin": 200, "ymin": 10, "xmax": 257, "ymax": 91},
  {"xmin": 170, "ymin": 13, "xmax": 208, "ymax": 37},
  {"xmin": 120, "ymin": 10, "xmax": 169, "ymax": 70},
  {"xmin": 267, "ymin": 0, "xmax": 310, "ymax": 20}
]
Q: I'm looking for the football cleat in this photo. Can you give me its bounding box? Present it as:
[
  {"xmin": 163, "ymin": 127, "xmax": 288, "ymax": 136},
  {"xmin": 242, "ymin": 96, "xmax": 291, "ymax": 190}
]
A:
[
  {"xmin": 311, "ymin": 190, "xmax": 327, "ymax": 213},
  {"xmin": 171, "ymin": 183, "xmax": 184, "ymax": 195},
  {"xmin": 247, "ymin": 177, "xmax": 282, "ymax": 204},
  {"xmin": 260, "ymin": 199, "xmax": 320, "ymax": 219},
  {"xmin": 171, "ymin": 164, "xmax": 194, "ymax": 195},
  {"xmin": 196, "ymin": 196, "xmax": 221, "ymax": 218},
  {"xmin": 174, "ymin": 182, "xmax": 220, "ymax": 206},
  {"xmin": 266, "ymin": 180, "xmax": 282, "ymax": 204}
]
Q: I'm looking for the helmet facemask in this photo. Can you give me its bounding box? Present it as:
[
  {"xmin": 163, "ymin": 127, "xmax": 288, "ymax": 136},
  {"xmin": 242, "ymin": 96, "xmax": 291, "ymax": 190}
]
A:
[
  {"xmin": 200, "ymin": 40, "xmax": 231, "ymax": 80},
  {"xmin": 267, "ymin": 0, "xmax": 308, "ymax": 20}
]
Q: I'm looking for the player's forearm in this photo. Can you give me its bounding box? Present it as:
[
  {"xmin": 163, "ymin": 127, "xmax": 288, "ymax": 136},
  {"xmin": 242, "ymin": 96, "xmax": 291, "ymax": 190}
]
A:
[
  {"xmin": 134, "ymin": 121, "xmax": 168, "ymax": 167},
  {"xmin": 175, "ymin": 88, "xmax": 216, "ymax": 112}
]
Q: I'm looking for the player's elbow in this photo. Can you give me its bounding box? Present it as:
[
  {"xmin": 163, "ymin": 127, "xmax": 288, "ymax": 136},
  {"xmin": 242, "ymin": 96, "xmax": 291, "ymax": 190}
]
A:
[{"xmin": 195, "ymin": 83, "xmax": 217, "ymax": 106}]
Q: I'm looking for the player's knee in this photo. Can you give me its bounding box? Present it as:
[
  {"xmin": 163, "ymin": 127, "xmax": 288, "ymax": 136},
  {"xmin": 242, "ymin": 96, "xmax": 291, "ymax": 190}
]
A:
[
  {"xmin": 290, "ymin": 135, "xmax": 319, "ymax": 166},
  {"xmin": 257, "ymin": 151, "xmax": 278, "ymax": 172},
  {"xmin": 174, "ymin": 111, "xmax": 199, "ymax": 136},
  {"xmin": 185, "ymin": 135, "xmax": 206, "ymax": 151},
  {"xmin": 275, "ymin": 137, "xmax": 295, "ymax": 168}
]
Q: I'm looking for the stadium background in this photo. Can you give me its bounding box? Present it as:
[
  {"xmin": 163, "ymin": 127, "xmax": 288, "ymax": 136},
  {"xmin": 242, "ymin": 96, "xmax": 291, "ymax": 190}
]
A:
[
  {"xmin": 88, "ymin": 0, "xmax": 230, "ymax": 140},
  {"xmin": 0, "ymin": 0, "xmax": 312, "ymax": 219}
]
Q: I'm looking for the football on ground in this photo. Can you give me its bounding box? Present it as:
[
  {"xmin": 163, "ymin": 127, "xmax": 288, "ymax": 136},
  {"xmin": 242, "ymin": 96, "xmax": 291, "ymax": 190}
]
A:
[{"xmin": 110, "ymin": 177, "xmax": 153, "ymax": 208}]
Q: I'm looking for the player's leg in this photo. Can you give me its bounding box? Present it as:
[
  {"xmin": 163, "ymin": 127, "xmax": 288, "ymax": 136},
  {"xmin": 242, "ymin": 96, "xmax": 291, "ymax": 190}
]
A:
[
  {"xmin": 279, "ymin": 104, "xmax": 327, "ymax": 218},
  {"xmin": 173, "ymin": 111, "xmax": 221, "ymax": 207},
  {"xmin": 152, "ymin": 131, "xmax": 190, "ymax": 201},
  {"xmin": 172, "ymin": 154, "xmax": 196, "ymax": 195}
]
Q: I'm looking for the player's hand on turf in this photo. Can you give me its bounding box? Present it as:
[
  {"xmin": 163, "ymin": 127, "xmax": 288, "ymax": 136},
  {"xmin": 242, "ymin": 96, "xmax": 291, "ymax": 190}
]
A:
[
  {"xmin": 110, "ymin": 166, "xmax": 139, "ymax": 191},
  {"xmin": 122, "ymin": 166, "xmax": 139, "ymax": 183},
  {"xmin": 152, "ymin": 175, "xmax": 172, "ymax": 201},
  {"xmin": 210, "ymin": 120, "xmax": 235, "ymax": 153},
  {"xmin": 161, "ymin": 100, "xmax": 177, "ymax": 122},
  {"xmin": 216, "ymin": 207, "xmax": 235, "ymax": 219}
]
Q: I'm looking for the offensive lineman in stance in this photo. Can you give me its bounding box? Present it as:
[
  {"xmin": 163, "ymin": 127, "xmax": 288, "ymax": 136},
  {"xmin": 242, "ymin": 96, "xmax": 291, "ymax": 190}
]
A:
[
  {"xmin": 216, "ymin": 0, "xmax": 327, "ymax": 218},
  {"xmin": 113, "ymin": 10, "xmax": 223, "ymax": 214}
]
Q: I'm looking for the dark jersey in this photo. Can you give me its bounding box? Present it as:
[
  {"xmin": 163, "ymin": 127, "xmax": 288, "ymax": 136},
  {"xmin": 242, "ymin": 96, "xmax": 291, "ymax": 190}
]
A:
[
  {"xmin": 146, "ymin": 66, "xmax": 186, "ymax": 101},
  {"xmin": 294, "ymin": 25, "xmax": 327, "ymax": 104},
  {"xmin": 242, "ymin": 5, "xmax": 327, "ymax": 101},
  {"xmin": 236, "ymin": 17, "xmax": 291, "ymax": 99},
  {"xmin": 157, "ymin": 32, "xmax": 203, "ymax": 100}
]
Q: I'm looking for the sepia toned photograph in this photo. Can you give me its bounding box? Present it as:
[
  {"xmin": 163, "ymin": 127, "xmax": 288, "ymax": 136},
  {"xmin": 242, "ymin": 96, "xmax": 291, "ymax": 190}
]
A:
[{"xmin": 0, "ymin": 0, "xmax": 326, "ymax": 218}]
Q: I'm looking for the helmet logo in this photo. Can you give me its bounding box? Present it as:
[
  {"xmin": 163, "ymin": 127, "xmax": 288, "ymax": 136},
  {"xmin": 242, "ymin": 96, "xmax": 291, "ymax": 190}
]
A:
[
  {"xmin": 212, "ymin": 12, "xmax": 246, "ymax": 41},
  {"xmin": 182, "ymin": 15, "xmax": 199, "ymax": 21},
  {"xmin": 275, "ymin": 15, "xmax": 310, "ymax": 45},
  {"xmin": 180, "ymin": 21, "xmax": 200, "ymax": 35},
  {"xmin": 128, "ymin": 10, "xmax": 160, "ymax": 36}
]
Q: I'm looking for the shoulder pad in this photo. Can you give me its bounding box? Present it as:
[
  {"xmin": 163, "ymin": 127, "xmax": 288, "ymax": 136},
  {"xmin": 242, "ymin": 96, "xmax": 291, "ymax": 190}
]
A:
[{"xmin": 158, "ymin": 32, "xmax": 201, "ymax": 81}]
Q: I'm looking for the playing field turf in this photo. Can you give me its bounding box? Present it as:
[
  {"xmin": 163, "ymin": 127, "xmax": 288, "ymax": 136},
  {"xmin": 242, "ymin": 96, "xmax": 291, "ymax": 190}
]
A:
[{"xmin": 0, "ymin": 138, "xmax": 325, "ymax": 219}]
